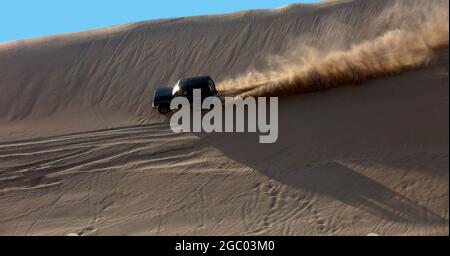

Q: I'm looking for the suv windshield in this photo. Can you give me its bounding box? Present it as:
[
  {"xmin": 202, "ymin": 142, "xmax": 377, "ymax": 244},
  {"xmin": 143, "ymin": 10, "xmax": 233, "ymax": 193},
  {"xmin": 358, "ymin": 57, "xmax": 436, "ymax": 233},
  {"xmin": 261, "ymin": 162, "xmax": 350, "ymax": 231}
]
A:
[{"xmin": 172, "ymin": 81, "xmax": 181, "ymax": 96}]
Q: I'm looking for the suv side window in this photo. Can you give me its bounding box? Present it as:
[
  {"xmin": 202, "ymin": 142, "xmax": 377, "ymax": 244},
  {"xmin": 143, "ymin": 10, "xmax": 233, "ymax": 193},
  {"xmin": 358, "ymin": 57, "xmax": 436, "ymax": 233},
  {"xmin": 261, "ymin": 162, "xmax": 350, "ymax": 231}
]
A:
[{"xmin": 209, "ymin": 79, "xmax": 216, "ymax": 94}]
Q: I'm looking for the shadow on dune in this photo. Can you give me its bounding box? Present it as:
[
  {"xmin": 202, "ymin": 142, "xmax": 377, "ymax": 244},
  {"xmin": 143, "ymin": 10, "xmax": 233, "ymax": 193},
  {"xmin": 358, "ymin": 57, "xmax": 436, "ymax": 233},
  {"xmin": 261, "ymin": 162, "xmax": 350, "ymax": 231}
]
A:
[
  {"xmin": 197, "ymin": 58, "xmax": 449, "ymax": 224},
  {"xmin": 199, "ymin": 133, "xmax": 448, "ymax": 225}
]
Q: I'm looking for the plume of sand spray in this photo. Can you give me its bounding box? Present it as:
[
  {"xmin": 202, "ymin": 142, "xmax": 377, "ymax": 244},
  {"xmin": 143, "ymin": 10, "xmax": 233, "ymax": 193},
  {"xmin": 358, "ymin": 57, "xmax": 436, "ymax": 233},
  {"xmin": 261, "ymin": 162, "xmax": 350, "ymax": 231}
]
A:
[{"xmin": 218, "ymin": 1, "xmax": 449, "ymax": 97}]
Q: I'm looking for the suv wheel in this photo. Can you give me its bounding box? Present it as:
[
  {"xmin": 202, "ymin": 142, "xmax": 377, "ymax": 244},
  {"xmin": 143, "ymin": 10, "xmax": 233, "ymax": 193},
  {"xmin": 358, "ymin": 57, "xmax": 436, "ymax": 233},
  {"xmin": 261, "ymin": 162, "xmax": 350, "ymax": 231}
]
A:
[{"xmin": 157, "ymin": 104, "xmax": 170, "ymax": 115}]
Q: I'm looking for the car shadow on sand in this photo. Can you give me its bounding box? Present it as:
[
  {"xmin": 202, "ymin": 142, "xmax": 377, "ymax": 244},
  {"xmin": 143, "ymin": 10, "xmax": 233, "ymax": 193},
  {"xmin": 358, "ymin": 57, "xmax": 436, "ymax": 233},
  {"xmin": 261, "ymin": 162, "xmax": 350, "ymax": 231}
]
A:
[
  {"xmin": 196, "ymin": 76, "xmax": 449, "ymax": 225},
  {"xmin": 198, "ymin": 131, "xmax": 448, "ymax": 225}
]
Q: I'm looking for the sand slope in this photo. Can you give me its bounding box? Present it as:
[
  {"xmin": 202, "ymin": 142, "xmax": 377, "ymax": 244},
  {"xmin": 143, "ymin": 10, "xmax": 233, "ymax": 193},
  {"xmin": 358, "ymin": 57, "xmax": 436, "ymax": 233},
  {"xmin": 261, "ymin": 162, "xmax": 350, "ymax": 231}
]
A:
[{"xmin": 0, "ymin": 0, "xmax": 448, "ymax": 235}]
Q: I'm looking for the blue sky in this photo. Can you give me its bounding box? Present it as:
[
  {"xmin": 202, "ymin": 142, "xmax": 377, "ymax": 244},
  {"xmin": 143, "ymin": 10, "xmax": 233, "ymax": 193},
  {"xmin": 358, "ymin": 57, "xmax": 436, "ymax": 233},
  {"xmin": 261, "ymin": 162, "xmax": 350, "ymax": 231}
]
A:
[{"xmin": 1, "ymin": 0, "xmax": 318, "ymax": 42}]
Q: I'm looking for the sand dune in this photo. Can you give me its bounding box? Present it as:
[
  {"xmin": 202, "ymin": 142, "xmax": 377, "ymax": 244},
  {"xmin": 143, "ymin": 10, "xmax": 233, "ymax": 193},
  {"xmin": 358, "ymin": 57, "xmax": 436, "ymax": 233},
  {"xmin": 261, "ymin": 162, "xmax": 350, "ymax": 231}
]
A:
[
  {"xmin": 0, "ymin": 0, "xmax": 448, "ymax": 235},
  {"xmin": 1, "ymin": 0, "xmax": 447, "ymax": 140}
]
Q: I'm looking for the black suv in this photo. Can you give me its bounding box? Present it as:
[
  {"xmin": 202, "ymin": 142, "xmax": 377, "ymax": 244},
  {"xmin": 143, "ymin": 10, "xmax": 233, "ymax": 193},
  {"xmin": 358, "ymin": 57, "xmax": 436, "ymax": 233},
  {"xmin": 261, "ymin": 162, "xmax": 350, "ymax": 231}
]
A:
[{"xmin": 152, "ymin": 76, "xmax": 218, "ymax": 114}]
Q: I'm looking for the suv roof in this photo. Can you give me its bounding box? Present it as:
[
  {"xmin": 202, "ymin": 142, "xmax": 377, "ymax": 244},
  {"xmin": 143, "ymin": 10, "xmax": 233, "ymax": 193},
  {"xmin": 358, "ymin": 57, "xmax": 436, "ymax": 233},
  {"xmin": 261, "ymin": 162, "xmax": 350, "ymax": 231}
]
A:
[{"xmin": 178, "ymin": 76, "xmax": 214, "ymax": 89}]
